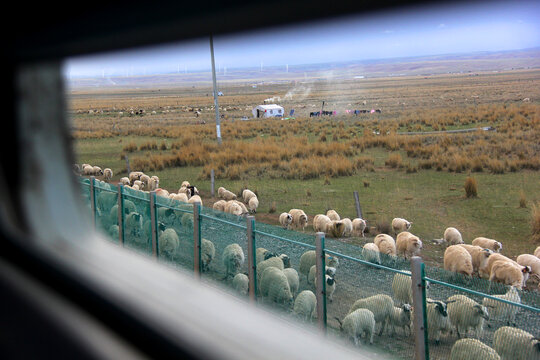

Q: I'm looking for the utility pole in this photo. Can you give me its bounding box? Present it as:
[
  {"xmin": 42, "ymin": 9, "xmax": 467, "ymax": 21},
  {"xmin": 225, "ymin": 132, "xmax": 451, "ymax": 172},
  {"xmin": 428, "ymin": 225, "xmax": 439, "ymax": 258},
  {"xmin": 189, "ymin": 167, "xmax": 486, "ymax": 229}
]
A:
[{"xmin": 209, "ymin": 34, "xmax": 222, "ymax": 145}]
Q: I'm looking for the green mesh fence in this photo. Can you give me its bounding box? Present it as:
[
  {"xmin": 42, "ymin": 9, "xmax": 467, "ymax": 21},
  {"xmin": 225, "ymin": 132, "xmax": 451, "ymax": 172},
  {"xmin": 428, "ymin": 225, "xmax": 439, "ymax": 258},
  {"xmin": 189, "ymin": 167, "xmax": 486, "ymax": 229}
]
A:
[
  {"xmin": 423, "ymin": 264, "xmax": 540, "ymax": 360},
  {"xmin": 77, "ymin": 177, "xmax": 540, "ymax": 359}
]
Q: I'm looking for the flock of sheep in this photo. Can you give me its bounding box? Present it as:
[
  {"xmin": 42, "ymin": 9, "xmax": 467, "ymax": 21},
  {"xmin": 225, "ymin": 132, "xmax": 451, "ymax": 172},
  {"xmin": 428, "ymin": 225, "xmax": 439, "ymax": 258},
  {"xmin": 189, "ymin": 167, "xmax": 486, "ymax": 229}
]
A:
[{"xmin": 77, "ymin": 165, "xmax": 540, "ymax": 359}]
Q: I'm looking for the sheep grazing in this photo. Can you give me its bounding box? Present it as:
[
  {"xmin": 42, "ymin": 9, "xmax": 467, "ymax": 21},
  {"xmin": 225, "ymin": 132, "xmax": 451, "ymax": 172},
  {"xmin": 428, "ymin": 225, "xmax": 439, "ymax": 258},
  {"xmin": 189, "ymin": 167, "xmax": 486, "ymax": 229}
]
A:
[
  {"xmin": 489, "ymin": 260, "xmax": 530, "ymax": 290},
  {"xmin": 82, "ymin": 164, "xmax": 94, "ymax": 176},
  {"xmin": 224, "ymin": 200, "xmax": 244, "ymax": 216},
  {"xmin": 326, "ymin": 220, "xmax": 346, "ymax": 238},
  {"xmin": 450, "ymin": 339, "xmax": 500, "ymax": 360},
  {"xmin": 259, "ymin": 267, "xmax": 293, "ymax": 308},
  {"xmin": 374, "ymin": 233, "xmax": 397, "ymax": 257},
  {"xmin": 283, "ymin": 268, "xmax": 299, "ymax": 297},
  {"xmin": 257, "ymin": 256, "xmax": 285, "ymax": 286},
  {"xmin": 396, "ymin": 231, "xmax": 423, "ymax": 259},
  {"xmin": 92, "ymin": 166, "xmax": 104, "ymax": 176},
  {"xmin": 248, "ymin": 196, "xmax": 259, "ymax": 213},
  {"xmin": 472, "ymin": 237, "xmax": 502, "ymax": 253},
  {"xmin": 444, "ymin": 245, "xmax": 474, "ymax": 277},
  {"xmin": 341, "ymin": 218, "xmax": 353, "ymax": 237},
  {"xmin": 352, "ymin": 218, "xmax": 367, "ymax": 237},
  {"xmin": 326, "ymin": 209, "xmax": 340, "ymax": 221},
  {"xmin": 242, "ymin": 189, "xmax": 257, "ymax": 203},
  {"xmin": 362, "ymin": 243, "xmax": 381, "ymax": 264},
  {"xmin": 313, "ymin": 214, "xmax": 332, "ymax": 233},
  {"xmin": 447, "ymin": 294, "xmax": 489, "ymax": 339},
  {"xmin": 335, "ymin": 309, "xmax": 376, "ymax": 346},
  {"xmin": 201, "ymin": 238, "xmax": 215, "ymax": 272},
  {"xmin": 155, "ymin": 188, "xmax": 170, "ymax": 198},
  {"xmin": 391, "ymin": 217, "xmax": 412, "ymax": 234},
  {"xmin": 444, "ymin": 227, "xmax": 464, "ymax": 246},
  {"xmin": 218, "ymin": 186, "xmax": 237, "ymax": 201},
  {"xmin": 516, "ymin": 254, "xmax": 540, "ymax": 280},
  {"xmin": 457, "ymin": 244, "xmax": 492, "ymax": 276},
  {"xmin": 103, "ymin": 168, "xmax": 113, "ymax": 182},
  {"xmin": 232, "ymin": 273, "xmax": 249, "ymax": 296},
  {"xmin": 349, "ymin": 294, "xmax": 394, "ymax": 336},
  {"xmin": 392, "ymin": 270, "xmax": 430, "ymax": 306},
  {"xmin": 188, "ymin": 194, "xmax": 203, "ymax": 206},
  {"xmin": 222, "ymin": 243, "xmax": 245, "ymax": 278},
  {"xmin": 139, "ymin": 174, "xmax": 150, "ymax": 188},
  {"xmin": 482, "ymin": 287, "xmax": 520, "ymax": 325},
  {"xmin": 213, "ymin": 200, "xmax": 227, "ymax": 213},
  {"xmin": 278, "ymin": 212, "xmax": 293, "ymax": 229},
  {"xmin": 389, "ymin": 304, "xmax": 413, "ymax": 336},
  {"xmin": 293, "ymin": 290, "xmax": 317, "ymax": 322},
  {"xmin": 158, "ymin": 228, "xmax": 179, "ymax": 258},
  {"xmin": 425, "ymin": 298, "xmax": 453, "ymax": 345},
  {"xmin": 119, "ymin": 177, "xmax": 130, "ymax": 186},
  {"xmin": 289, "ymin": 209, "xmax": 308, "ymax": 231},
  {"xmin": 128, "ymin": 171, "xmax": 143, "ymax": 185},
  {"xmin": 124, "ymin": 212, "xmax": 144, "ymax": 242},
  {"xmin": 493, "ymin": 326, "xmax": 540, "ymax": 360},
  {"xmin": 299, "ymin": 250, "xmax": 339, "ymax": 281},
  {"xmin": 480, "ymin": 253, "xmax": 514, "ymax": 279},
  {"xmin": 171, "ymin": 193, "xmax": 189, "ymax": 203}
]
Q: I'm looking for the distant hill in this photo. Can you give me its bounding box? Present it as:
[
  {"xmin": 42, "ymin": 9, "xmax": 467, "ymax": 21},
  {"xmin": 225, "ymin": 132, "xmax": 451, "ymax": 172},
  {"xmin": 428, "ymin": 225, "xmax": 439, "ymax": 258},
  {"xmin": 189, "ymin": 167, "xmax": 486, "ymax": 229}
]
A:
[{"xmin": 67, "ymin": 47, "xmax": 540, "ymax": 89}]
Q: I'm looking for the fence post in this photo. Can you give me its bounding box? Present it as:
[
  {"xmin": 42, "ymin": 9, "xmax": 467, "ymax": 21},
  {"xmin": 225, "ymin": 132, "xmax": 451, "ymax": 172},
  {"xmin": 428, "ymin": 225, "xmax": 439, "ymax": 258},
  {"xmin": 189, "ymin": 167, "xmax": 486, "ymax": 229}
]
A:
[
  {"xmin": 210, "ymin": 169, "xmax": 215, "ymax": 197},
  {"xmin": 246, "ymin": 215, "xmax": 257, "ymax": 303},
  {"xmin": 353, "ymin": 191, "xmax": 363, "ymax": 219},
  {"xmin": 411, "ymin": 256, "xmax": 428, "ymax": 360},
  {"xmin": 150, "ymin": 191, "xmax": 158, "ymax": 259},
  {"xmin": 315, "ymin": 232, "xmax": 327, "ymax": 333},
  {"xmin": 117, "ymin": 184, "xmax": 124, "ymax": 246},
  {"xmin": 89, "ymin": 176, "xmax": 96, "ymax": 226},
  {"xmin": 193, "ymin": 202, "xmax": 201, "ymax": 279}
]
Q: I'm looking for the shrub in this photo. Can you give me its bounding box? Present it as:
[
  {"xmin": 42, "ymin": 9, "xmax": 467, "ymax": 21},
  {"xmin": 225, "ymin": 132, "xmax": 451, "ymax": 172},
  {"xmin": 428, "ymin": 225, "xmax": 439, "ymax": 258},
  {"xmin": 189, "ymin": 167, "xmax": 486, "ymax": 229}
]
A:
[
  {"xmin": 464, "ymin": 176, "xmax": 478, "ymax": 198},
  {"xmin": 385, "ymin": 153, "xmax": 402, "ymax": 168},
  {"xmin": 122, "ymin": 142, "xmax": 138, "ymax": 152}
]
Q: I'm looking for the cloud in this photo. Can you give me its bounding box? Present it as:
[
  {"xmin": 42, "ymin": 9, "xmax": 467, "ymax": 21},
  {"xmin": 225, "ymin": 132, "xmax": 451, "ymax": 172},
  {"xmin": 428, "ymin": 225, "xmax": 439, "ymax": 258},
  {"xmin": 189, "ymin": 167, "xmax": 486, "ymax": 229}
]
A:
[
  {"xmin": 438, "ymin": 23, "xmax": 446, "ymax": 28},
  {"xmin": 383, "ymin": 29, "xmax": 394, "ymax": 34}
]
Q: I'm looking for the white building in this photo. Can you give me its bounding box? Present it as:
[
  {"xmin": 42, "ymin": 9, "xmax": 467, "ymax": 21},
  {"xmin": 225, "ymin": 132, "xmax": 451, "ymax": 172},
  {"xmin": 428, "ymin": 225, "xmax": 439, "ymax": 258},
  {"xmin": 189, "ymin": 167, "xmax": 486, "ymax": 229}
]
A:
[{"xmin": 252, "ymin": 104, "xmax": 284, "ymax": 118}]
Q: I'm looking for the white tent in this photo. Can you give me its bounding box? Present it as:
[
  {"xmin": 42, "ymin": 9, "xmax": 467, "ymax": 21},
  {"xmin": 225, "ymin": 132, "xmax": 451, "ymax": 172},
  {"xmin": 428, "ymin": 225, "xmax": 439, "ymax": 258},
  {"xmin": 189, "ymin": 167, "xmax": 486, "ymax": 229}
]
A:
[{"xmin": 252, "ymin": 104, "xmax": 284, "ymax": 118}]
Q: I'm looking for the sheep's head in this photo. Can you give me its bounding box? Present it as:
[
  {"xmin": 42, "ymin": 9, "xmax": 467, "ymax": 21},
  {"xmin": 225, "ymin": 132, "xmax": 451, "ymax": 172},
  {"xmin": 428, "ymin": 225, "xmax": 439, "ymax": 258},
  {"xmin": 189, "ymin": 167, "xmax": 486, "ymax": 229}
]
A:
[
  {"xmin": 494, "ymin": 242, "xmax": 502, "ymax": 252},
  {"xmin": 326, "ymin": 275, "xmax": 336, "ymax": 286},
  {"xmin": 279, "ymin": 254, "xmax": 291, "ymax": 268},
  {"xmin": 402, "ymin": 304, "xmax": 412, "ymax": 313},
  {"xmin": 325, "ymin": 266, "xmax": 336, "ymax": 277},
  {"xmin": 522, "ymin": 266, "xmax": 532, "ymax": 274},
  {"xmin": 158, "ymin": 222, "xmax": 166, "ymax": 232},
  {"xmin": 474, "ymin": 304, "xmax": 489, "ymax": 320},
  {"xmin": 300, "ymin": 214, "xmax": 308, "ymax": 225},
  {"xmin": 286, "ymin": 214, "xmax": 293, "ymax": 223},
  {"xmin": 411, "ymin": 237, "xmax": 423, "ymax": 250},
  {"xmin": 405, "ymin": 221, "xmax": 412, "ymax": 230},
  {"xmin": 429, "ymin": 300, "xmax": 449, "ymax": 316}
]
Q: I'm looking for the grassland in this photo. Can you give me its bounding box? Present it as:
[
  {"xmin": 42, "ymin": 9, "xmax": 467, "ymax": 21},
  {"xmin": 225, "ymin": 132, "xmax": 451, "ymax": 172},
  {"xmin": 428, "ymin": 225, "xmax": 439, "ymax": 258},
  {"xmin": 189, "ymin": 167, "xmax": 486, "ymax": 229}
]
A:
[{"xmin": 70, "ymin": 68, "xmax": 540, "ymax": 264}]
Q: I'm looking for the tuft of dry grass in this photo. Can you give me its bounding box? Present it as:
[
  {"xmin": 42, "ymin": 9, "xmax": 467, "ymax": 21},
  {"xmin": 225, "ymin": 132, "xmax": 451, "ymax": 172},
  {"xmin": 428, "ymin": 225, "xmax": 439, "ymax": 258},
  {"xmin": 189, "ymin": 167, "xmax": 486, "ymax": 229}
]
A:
[{"xmin": 464, "ymin": 176, "xmax": 478, "ymax": 198}]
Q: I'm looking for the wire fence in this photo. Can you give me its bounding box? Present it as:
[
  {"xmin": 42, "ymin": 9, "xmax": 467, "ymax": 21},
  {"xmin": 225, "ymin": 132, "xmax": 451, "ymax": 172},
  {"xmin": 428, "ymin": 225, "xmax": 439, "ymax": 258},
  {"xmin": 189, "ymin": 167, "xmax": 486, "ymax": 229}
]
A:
[{"xmin": 80, "ymin": 177, "xmax": 540, "ymax": 360}]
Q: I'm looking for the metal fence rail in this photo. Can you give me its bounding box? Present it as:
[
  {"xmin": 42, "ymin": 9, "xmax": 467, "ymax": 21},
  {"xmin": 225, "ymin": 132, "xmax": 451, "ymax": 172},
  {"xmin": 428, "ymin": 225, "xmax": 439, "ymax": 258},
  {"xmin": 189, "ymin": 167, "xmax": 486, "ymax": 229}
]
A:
[{"xmin": 79, "ymin": 176, "xmax": 540, "ymax": 360}]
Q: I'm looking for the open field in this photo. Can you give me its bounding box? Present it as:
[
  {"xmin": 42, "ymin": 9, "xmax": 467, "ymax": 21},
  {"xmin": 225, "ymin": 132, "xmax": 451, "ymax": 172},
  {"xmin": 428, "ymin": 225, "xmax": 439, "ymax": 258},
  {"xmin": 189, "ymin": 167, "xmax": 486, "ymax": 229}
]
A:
[{"xmin": 70, "ymin": 67, "xmax": 540, "ymax": 267}]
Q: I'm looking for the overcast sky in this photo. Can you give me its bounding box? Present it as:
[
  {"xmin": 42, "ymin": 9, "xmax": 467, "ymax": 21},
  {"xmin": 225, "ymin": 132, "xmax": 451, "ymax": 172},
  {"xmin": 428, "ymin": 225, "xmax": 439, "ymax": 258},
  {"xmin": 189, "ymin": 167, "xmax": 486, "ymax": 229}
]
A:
[{"xmin": 65, "ymin": 0, "xmax": 540, "ymax": 78}]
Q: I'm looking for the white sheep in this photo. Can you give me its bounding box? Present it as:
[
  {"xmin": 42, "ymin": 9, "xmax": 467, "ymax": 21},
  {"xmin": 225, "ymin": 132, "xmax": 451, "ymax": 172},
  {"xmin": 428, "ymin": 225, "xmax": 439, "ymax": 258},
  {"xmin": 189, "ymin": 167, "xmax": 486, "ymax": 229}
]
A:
[
  {"xmin": 158, "ymin": 228, "xmax": 179, "ymax": 257},
  {"xmin": 352, "ymin": 218, "xmax": 367, "ymax": 237},
  {"xmin": 139, "ymin": 174, "xmax": 150, "ymax": 188},
  {"xmin": 232, "ymin": 273, "xmax": 249, "ymax": 296},
  {"xmin": 444, "ymin": 245, "xmax": 474, "ymax": 277},
  {"xmin": 148, "ymin": 176, "xmax": 159, "ymax": 191},
  {"xmin": 283, "ymin": 268, "xmax": 299, "ymax": 297},
  {"xmin": 425, "ymin": 298, "xmax": 453, "ymax": 345},
  {"xmin": 242, "ymin": 189, "xmax": 257, "ymax": 203},
  {"xmin": 299, "ymin": 250, "xmax": 339, "ymax": 280},
  {"xmin": 289, "ymin": 208, "xmax": 308, "ymax": 231},
  {"xmin": 128, "ymin": 171, "xmax": 143, "ymax": 184},
  {"xmin": 222, "ymin": 243, "xmax": 245, "ymax": 278},
  {"xmin": 489, "ymin": 260, "xmax": 530, "ymax": 290},
  {"xmin": 259, "ymin": 267, "xmax": 294, "ymax": 308},
  {"xmin": 349, "ymin": 294, "xmax": 394, "ymax": 336},
  {"xmin": 447, "ymin": 294, "xmax": 489, "ymax": 339},
  {"xmin": 92, "ymin": 166, "xmax": 104, "ymax": 176},
  {"xmin": 313, "ymin": 214, "xmax": 332, "ymax": 233},
  {"xmin": 119, "ymin": 177, "xmax": 130, "ymax": 186},
  {"xmin": 482, "ymin": 287, "xmax": 521, "ymax": 325},
  {"xmin": 307, "ymin": 265, "xmax": 336, "ymax": 286},
  {"xmin": 341, "ymin": 218, "xmax": 353, "ymax": 237},
  {"xmin": 124, "ymin": 212, "xmax": 144, "ymax": 242},
  {"xmin": 103, "ymin": 168, "xmax": 113, "ymax": 182},
  {"xmin": 450, "ymin": 339, "xmax": 500, "ymax": 360},
  {"xmin": 82, "ymin": 164, "xmax": 94, "ymax": 175},
  {"xmin": 480, "ymin": 253, "xmax": 515, "ymax": 279},
  {"xmin": 493, "ymin": 326, "xmax": 540, "ymax": 360},
  {"xmin": 232, "ymin": 200, "xmax": 249, "ymax": 214},
  {"xmin": 444, "ymin": 227, "xmax": 464, "ymax": 246},
  {"xmin": 293, "ymin": 290, "xmax": 316, "ymax": 321},
  {"xmin": 472, "ymin": 237, "xmax": 502, "ymax": 252},
  {"xmin": 170, "ymin": 193, "xmax": 189, "ymax": 203},
  {"xmin": 155, "ymin": 188, "xmax": 170, "ymax": 198},
  {"xmin": 388, "ymin": 304, "xmax": 413, "ymax": 336},
  {"xmin": 516, "ymin": 253, "xmax": 540, "ymax": 279},
  {"xmin": 326, "ymin": 209, "xmax": 340, "ymax": 221},
  {"xmin": 201, "ymin": 238, "xmax": 215, "ymax": 272},
  {"xmin": 374, "ymin": 233, "xmax": 397, "ymax": 257},
  {"xmin": 458, "ymin": 244, "xmax": 493, "ymax": 276},
  {"xmin": 248, "ymin": 196, "xmax": 259, "ymax": 213},
  {"xmin": 212, "ymin": 199, "xmax": 227, "ymax": 212},
  {"xmin": 224, "ymin": 200, "xmax": 243, "ymax": 216},
  {"xmin": 392, "ymin": 217, "xmax": 412, "ymax": 234},
  {"xmin": 133, "ymin": 180, "xmax": 143, "ymax": 190},
  {"xmin": 188, "ymin": 194, "xmax": 203, "ymax": 206},
  {"xmin": 257, "ymin": 256, "xmax": 285, "ymax": 286},
  {"xmin": 396, "ymin": 231, "xmax": 423, "ymax": 259},
  {"xmin": 278, "ymin": 212, "xmax": 293, "ymax": 229},
  {"xmin": 218, "ymin": 186, "xmax": 237, "ymax": 201},
  {"xmin": 335, "ymin": 309, "xmax": 376, "ymax": 346},
  {"xmin": 181, "ymin": 180, "xmax": 190, "ymax": 188},
  {"xmin": 362, "ymin": 243, "xmax": 381, "ymax": 264}
]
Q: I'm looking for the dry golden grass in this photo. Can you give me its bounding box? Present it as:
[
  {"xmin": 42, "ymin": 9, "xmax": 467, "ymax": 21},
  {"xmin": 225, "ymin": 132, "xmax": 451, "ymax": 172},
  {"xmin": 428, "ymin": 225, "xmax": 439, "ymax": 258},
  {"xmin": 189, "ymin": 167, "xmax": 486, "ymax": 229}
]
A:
[{"xmin": 464, "ymin": 176, "xmax": 478, "ymax": 198}]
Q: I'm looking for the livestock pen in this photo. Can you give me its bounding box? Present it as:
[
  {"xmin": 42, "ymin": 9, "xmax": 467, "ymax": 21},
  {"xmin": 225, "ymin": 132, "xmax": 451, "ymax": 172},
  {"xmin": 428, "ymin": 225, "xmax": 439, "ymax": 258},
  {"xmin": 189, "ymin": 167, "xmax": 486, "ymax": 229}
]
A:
[{"xmin": 81, "ymin": 177, "xmax": 540, "ymax": 360}]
